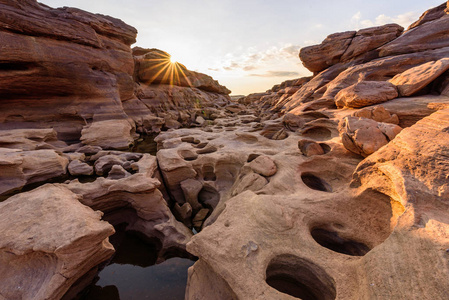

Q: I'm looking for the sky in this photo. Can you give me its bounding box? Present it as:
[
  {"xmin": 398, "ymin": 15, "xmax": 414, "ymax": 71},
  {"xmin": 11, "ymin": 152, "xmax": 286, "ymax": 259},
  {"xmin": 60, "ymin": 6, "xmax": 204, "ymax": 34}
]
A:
[{"xmin": 40, "ymin": 0, "xmax": 444, "ymax": 95}]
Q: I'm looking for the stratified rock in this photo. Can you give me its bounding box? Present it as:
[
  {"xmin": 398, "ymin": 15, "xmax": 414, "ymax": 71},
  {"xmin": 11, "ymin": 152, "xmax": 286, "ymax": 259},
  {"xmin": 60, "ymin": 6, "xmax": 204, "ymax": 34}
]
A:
[
  {"xmin": 379, "ymin": 15, "xmax": 449, "ymax": 57},
  {"xmin": 68, "ymin": 160, "xmax": 94, "ymax": 176},
  {"xmin": 300, "ymin": 31, "xmax": 356, "ymax": 73},
  {"xmin": 335, "ymin": 81, "xmax": 398, "ymax": 108},
  {"xmin": 0, "ymin": 128, "xmax": 67, "ymax": 151},
  {"xmin": 389, "ymin": 58, "xmax": 449, "ymax": 96},
  {"xmin": 0, "ymin": 0, "xmax": 137, "ymax": 141},
  {"xmin": 0, "ymin": 149, "xmax": 68, "ymax": 196},
  {"xmin": 353, "ymin": 105, "xmax": 399, "ymax": 124},
  {"xmin": 408, "ymin": 3, "xmax": 448, "ymax": 30},
  {"xmin": 80, "ymin": 120, "xmax": 135, "ymax": 150},
  {"xmin": 352, "ymin": 108, "xmax": 449, "ymax": 203},
  {"xmin": 0, "ymin": 184, "xmax": 114, "ymax": 300},
  {"xmin": 67, "ymin": 154, "xmax": 192, "ymax": 254},
  {"xmin": 248, "ymin": 155, "xmax": 277, "ymax": 177},
  {"xmin": 339, "ymin": 116, "xmax": 402, "ymax": 157},
  {"xmin": 341, "ymin": 24, "xmax": 403, "ymax": 62},
  {"xmin": 321, "ymin": 47, "xmax": 449, "ymax": 102},
  {"xmin": 135, "ymin": 48, "xmax": 231, "ymax": 95}
]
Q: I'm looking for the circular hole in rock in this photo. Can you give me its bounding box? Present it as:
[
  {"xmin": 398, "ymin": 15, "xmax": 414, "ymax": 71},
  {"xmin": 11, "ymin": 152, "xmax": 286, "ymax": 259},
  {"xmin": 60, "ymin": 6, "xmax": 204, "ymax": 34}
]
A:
[
  {"xmin": 319, "ymin": 143, "xmax": 331, "ymax": 154},
  {"xmin": 178, "ymin": 150, "xmax": 198, "ymax": 161},
  {"xmin": 301, "ymin": 173, "xmax": 332, "ymax": 192},
  {"xmin": 310, "ymin": 228, "xmax": 370, "ymax": 256},
  {"xmin": 301, "ymin": 127, "xmax": 332, "ymax": 140},
  {"xmin": 266, "ymin": 254, "xmax": 336, "ymax": 300}
]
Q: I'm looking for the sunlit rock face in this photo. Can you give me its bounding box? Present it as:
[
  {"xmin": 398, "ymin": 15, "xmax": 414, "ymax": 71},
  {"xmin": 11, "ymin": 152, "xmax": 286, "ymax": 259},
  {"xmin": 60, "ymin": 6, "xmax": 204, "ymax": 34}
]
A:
[{"xmin": 0, "ymin": 0, "xmax": 231, "ymax": 150}]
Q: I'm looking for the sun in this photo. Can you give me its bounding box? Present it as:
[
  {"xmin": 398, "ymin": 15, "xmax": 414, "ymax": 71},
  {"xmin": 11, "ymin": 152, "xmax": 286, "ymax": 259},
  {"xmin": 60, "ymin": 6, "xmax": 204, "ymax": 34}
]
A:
[{"xmin": 169, "ymin": 55, "xmax": 178, "ymax": 64}]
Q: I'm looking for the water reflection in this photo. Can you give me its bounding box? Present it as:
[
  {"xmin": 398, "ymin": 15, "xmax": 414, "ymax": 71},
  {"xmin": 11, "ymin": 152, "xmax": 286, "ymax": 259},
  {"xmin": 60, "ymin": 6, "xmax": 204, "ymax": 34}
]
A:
[
  {"xmin": 82, "ymin": 227, "xmax": 194, "ymax": 300},
  {"xmin": 131, "ymin": 134, "xmax": 158, "ymax": 155}
]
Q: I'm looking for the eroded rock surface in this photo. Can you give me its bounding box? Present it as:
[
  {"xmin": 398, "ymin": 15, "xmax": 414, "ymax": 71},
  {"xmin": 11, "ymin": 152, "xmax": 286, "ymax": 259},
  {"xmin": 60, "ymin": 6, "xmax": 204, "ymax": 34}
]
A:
[{"xmin": 0, "ymin": 184, "xmax": 114, "ymax": 300}]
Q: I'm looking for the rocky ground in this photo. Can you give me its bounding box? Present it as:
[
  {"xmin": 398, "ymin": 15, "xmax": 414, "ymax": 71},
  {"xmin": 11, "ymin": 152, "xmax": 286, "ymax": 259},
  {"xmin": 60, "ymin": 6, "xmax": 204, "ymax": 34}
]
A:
[{"xmin": 1, "ymin": 0, "xmax": 449, "ymax": 300}]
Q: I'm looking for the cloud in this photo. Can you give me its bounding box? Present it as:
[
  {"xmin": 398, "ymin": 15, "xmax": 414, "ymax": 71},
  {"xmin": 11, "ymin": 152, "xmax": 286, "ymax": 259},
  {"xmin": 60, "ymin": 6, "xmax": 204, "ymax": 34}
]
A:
[
  {"xmin": 221, "ymin": 44, "xmax": 302, "ymax": 72},
  {"xmin": 250, "ymin": 71, "xmax": 300, "ymax": 77},
  {"xmin": 351, "ymin": 11, "xmax": 419, "ymax": 30},
  {"xmin": 208, "ymin": 68, "xmax": 220, "ymax": 71}
]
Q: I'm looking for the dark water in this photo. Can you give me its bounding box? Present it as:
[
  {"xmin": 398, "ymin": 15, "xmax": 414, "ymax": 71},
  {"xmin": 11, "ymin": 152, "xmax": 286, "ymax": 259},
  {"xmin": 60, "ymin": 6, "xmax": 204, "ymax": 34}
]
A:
[
  {"xmin": 82, "ymin": 228, "xmax": 194, "ymax": 300},
  {"xmin": 131, "ymin": 134, "xmax": 158, "ymax": 155}
]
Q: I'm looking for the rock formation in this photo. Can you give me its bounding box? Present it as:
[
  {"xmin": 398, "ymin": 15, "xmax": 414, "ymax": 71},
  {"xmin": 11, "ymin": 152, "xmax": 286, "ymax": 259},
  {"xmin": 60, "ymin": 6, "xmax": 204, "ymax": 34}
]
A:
[{"xmin": 1, "ymin": 1, "xmax": 449, "ymax": 300}]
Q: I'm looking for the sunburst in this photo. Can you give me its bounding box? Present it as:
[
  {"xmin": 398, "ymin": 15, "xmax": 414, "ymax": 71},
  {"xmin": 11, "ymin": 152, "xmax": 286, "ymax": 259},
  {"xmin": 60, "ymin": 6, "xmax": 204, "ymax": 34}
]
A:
[{"xmin": 142, "ymin": 52, "xmax": 193, "ymax": 87}]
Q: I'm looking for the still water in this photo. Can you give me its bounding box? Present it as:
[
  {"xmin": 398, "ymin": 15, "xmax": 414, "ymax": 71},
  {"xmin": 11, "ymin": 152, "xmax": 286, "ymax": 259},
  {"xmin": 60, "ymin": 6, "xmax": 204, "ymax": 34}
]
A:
[{"xmin": 82, "ymin": 228, "xmax": 195, "ymax": 300}]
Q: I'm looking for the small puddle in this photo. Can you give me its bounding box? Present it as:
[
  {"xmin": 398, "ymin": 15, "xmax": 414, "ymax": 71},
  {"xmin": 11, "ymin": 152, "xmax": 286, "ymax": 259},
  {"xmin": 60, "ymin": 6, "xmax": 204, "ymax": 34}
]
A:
[
  {"xmin": 131, "ymin": 134, "xmax": 158, "ymax": 155},
  {"xmin": 82, "ymin": 224, "xmax": 195, "ymax": 300}
]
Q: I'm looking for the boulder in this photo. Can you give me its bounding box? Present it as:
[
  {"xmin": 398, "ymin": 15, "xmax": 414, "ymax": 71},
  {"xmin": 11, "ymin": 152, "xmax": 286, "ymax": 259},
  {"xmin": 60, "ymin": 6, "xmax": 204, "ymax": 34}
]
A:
[
  {"xmin": 0, "ymin": 149, "xmax": 68, "ymax": 196},
  {"xmin": 339, "ymin": 116, "xmax": 402, "ymax": 157},
  {"xmin": 353, "ymin": 106, "xmax": 399, "ymax": 124},
  {"xmin": 80, "ymin": 120, "xmax": 135, "ymax": 150},
  {"xmin": 335, "ymin": 81, "xmax": 398, "ymax": 108},
  {"xmin": 341, "ymin": 24, "xmax": 403, "ymax": 62},
  {"xmin": 389, "ymin": 58, "xmax": 449, "ymax": 96},
  {"xmin": 248, "ymin": 155, "xmax": 277, "ymax": 177},
  {"xmin": 300, "ymin": 31, "xmax": 356, "ymax": 73},
  {"xmin": 0, "ymin": 184, "xmax": 114, "ymax": 300},
  {"xmin": 68, "ymin": 160, "xmax": 94, "ymax": 176}
]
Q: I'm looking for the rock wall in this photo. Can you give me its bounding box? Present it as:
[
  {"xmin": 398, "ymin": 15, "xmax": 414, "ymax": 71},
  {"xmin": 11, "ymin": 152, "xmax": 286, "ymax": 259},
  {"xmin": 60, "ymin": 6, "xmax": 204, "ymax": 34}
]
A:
[{"xmin": 0, "ymin": 0, "xmax": 231, "ymax": 150}]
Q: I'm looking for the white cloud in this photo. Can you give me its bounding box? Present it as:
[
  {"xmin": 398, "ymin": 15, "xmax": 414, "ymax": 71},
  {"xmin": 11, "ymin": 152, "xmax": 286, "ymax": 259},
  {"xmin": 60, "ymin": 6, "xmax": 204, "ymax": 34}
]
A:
[
  {"xmin": 350, "ymin": 11, "xmax": 420, "ymax": 30},
  {"xmin": 219, "ymin": 44, "xmax": 302, "ymax": 72}
]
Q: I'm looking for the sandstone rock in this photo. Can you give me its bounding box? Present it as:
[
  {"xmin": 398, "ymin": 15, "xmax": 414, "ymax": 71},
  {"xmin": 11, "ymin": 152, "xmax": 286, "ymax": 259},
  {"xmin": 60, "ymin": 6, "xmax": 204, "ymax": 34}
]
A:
[
  {"xmin": 135, "ymin": 48, "xmax": 230, "ymax": 95},
  {"xmin": 352, "ymin": 108, "xmax": 449, "ymax": 205},
  {"xmin": 76, "ymin": 145, "xmax": 103, "ymax": 155},
  {"xmin": 0, "ymin": 1, "xmax": 137, "ymax": 141},
  {"xmin": 320, "ymin": 47, "xmax": 449, "ymax": 103},
  {"xmin": 94, "ymin": 155, "xmax": 126, "ymax": 176},
  {"xmin": 0, "ymin": 184, "xmax": 114, "ymax": 300},
  {"xmin": 0, "ymin": 128, "xmax": 67, "ymax": 151},
  {"xmin": 248, "ymin": 155, "xmax": 277, "ymax": 177},
  {"xmin": 68, "ymin": 160, "xmax": 94, "ymax": 176},
  {"xmin": 339, "ymin": 116, "xmax": 402, "ymax": 157},
  {"xmin": 81, "ymin": 120, "xmax": 135, "ymax": 150},
  {"xmin": 174, "ymin": 202, "xmax": 193, "ymax": 225},
  {"xmin": 0, "ymin": 149, "xmax": 68, "ymax": 196},
  {"xmin": 67, "ymin": 153, "xmax": 192, "ymax": 255},
  {"xmin": 107, "ymin": 165, "xmax": 131, "ymax": 179},
  {"xmin": 335, "ymin": 81, "xmax": 398, "ymax": 108},
  {"xmin": 300, "ymin": 31, "xmax": 356, "ymax": 73},
  {"xmin": 379, "ymin": 15, "xmax": 449, "ymax": 57},
  {"xmin": 196, "ymin": 116, "xmax": 206, "ymax": 125},
  {"xmin": 341, "ymin": 24, "xmax": 403, "ymax": 62},
  {"xmin": 408, "ymin": 3, "xmax": 448, "ymax": 30},
  {"xmin": 232, "ymin": 172, "xmax": 268, "ymax": 196},
  {"xmin": 353, "ymin": 105, "xmax": 399, "ymax": 124},
  {"xmin": 389, "ymin": 58, "xmax": 449, "ymax": 96},
  {"xmin": 192, "ymin": 208, "xmax": 210, "ymax": 229},
  {"xmin": 181, "ymin": 179, "xmax": 204, "ymax": 211},
  {"xmin": 298, "ymin": 139, "xmax": 326, "ymax": 156}
]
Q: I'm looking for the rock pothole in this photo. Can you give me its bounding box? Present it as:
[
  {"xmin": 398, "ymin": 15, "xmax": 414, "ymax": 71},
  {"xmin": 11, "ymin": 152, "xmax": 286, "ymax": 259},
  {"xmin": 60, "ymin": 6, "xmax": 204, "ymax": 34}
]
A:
[
  {"xmin": 310, "ymin": 227, "xmax": 370, "ymax": 256},
  {"xmin": 266, "ymin": 254, "xmax": 336, "ymax": 300},
  {"xmin": 301, "ymin": 173, "xmax": 332, "ymax": 192}
]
